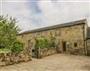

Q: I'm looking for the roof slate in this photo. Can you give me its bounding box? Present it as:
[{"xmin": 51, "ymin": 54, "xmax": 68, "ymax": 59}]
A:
[{"xmin": 18, "ymin": 19, "xmax": 86, "ymax": 35}]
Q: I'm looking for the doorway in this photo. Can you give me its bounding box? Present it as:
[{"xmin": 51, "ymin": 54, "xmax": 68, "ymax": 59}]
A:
[
  {"xmin": 62, "ymin": 41, "xmax": 66, "ymax": 52},
  {"xmin": 28, "ymin": 40, "xmax": 36, "ymax": 58}
]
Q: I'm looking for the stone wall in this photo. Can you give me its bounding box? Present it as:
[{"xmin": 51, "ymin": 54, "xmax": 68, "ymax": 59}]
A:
[
  {"xmin": 37, "ymin": 48, "xmax": 57, "ymax": 58},
  {"xmin": 54, "ymin": 25, "xmax": 85, "ymax": 55},
  {"xmin": 86, "ymin": 39, "xmax": 90, "ymax": 56},
  {"xmin": 0, "ymin": 51, "xmax": 31, "ymax": 66}
]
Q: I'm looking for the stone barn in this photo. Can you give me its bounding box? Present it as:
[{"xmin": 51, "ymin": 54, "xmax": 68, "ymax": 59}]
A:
[{"xmin": 17, "ymin": 19, "xmax": 90, "ymax": 58}]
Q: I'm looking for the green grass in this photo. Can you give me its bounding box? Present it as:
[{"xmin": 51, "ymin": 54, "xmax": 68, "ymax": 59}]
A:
[{"xmin": 0, "ymin": 48, "xmax": 11, "ymax": 53}]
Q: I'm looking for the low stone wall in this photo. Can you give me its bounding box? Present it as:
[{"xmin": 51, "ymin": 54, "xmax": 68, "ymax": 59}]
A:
[
  {"xmin": 87, "ymin": 47, "xmax": 90, "ymax": 56},
  {"xmin": 67, "ymin": 48, "xmax": 85, "ymax": 55},
  {"xmin": 86, "ymin": 39, "xmax": 90, "ymax": 56},
  {"xmin": 0, "ymin": 51, "xmax": 31, "ymax": 66},
  {"xmin": 38, "ymin": 48, "xmax": 57, "ymax": 58}
]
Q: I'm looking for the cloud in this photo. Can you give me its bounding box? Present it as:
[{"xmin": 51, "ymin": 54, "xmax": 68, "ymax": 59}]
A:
[
  {"xmin": 28, "ymin": 0, "xmax": 42, "ymax": 14},
  {"xmin": 39, "ymin": 0, "xmax": 90, "ymax": 25},
  {"xmin": 1, "ymin": 0, "xmax": 49, "ymax": 32},
  {"xmin": 35, "ymin": 0, "xmax": 90, "ymax": 1},
  {"xmin": 0, "ymin": 0, "xmax": 90, "ymax": 32},
  {"xmin": 2, "ymin": 0, "xmax": 27, "ymax": 2},
  {"xmin": 27, "ymin": 0, "xmax": 48, "ymax": 28},
  {"xmin": 1, "ymin": 1, "xmax": 32, "ymax": 32}
]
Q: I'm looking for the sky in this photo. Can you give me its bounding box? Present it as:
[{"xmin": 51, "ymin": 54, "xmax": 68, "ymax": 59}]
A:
[{"xmin": 0, "ymin": 0, "xmax": 90, "ymax": 32}]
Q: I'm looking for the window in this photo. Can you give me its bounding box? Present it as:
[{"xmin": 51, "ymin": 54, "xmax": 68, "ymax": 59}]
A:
[
  {"xmin": 74, "ymin": 43, "xmax": 77, "ymax": 47},
  {"xmin": 32, "ymin": 49, "xmax": 35, "ymax": 52}
]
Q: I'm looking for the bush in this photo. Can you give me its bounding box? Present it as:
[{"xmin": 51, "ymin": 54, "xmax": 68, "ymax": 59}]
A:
[
  {"xmin": 35, "ymin": 36, "xmax": 56, "ymax": 49},
  {"xmin": 49, "ymin": 37, "xmax": 56, "ymax": 48},
  {"xmin": 0, "ymin": 48, "xmax": 11, "ymax": 53},
  {"xmin": 35, "ymin": 37, "xmax": 49, "ymax": 49},
  {"xmin": 11, "ymin": 41, "xmax": 24, "ymax": 54},
  {"xmin": 0, "ymin": 16, "xmax": 21, "ymax": 54}
]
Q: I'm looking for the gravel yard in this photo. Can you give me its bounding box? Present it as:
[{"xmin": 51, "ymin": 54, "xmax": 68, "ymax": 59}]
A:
[{"xmin": 0, "ymin": 54, "xmax": 90, "ymax": 71}]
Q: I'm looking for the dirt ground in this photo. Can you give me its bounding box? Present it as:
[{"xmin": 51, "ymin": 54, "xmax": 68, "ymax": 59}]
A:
[{"xmin": 0, "ymin": 54, "xmax": 90, "ymax": 71}]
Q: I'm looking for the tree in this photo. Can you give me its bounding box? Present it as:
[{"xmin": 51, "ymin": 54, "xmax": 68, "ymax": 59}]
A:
[{"xmin": 0, "ymin": 15, "xmax": 23, "ymax": 53}]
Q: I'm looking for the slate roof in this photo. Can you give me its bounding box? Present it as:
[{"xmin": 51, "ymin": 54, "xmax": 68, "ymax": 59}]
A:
[{"xmin": 18, "ymin": 19, "xmax": 86, "ymax": 35}]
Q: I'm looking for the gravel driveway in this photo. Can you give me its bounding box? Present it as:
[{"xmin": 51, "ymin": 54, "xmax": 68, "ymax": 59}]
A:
[{"xmin": 0, "ymin": 54, "xmax": 90, "ymax": 71}]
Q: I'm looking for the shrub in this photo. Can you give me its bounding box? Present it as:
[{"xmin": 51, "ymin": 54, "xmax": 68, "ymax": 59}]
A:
[
  {"xmin": 0, "ymin": 48, "xmax": 11, "ymax": 53},
  {"xmin": 11, "ymin": 41, "xmax": 24, "ymax": 54},
  {"xmin": 0, "ymin": 15, "xmax": 23, "ymax": 54},
  {"xmin": 35, "ymin": 37, "xmax": 49, "ymax": 49},
  {"xmin": 49, "ymin": 37, "xmax": 56, "ymax": 48},
  {"xmin": 35, "ymin": 36, "xmax": 56, "ymax": 49}
]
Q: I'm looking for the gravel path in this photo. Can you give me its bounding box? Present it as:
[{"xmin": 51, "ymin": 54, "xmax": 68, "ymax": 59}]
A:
[{"xmin": 0, "ymin": 54, "xmax": 90, "ymax": 71}]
